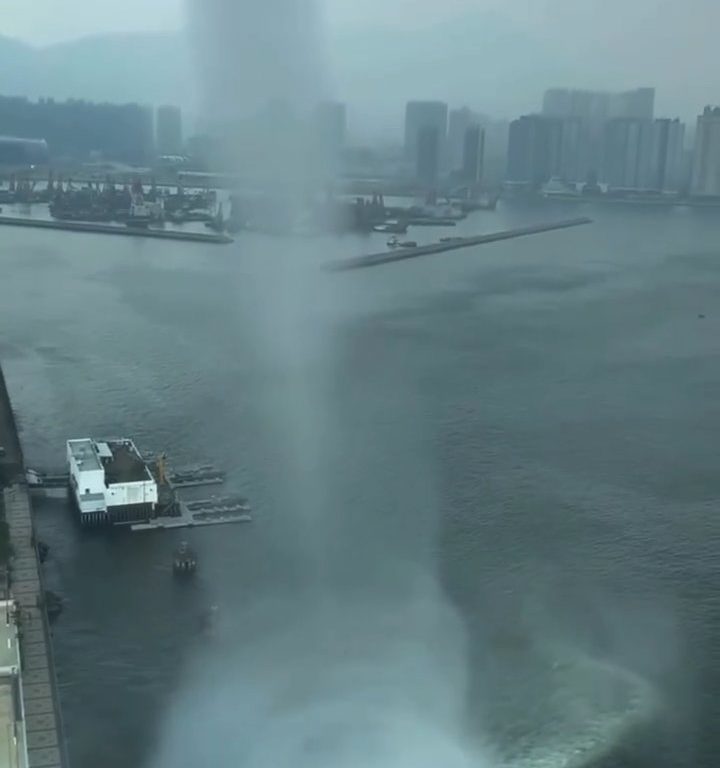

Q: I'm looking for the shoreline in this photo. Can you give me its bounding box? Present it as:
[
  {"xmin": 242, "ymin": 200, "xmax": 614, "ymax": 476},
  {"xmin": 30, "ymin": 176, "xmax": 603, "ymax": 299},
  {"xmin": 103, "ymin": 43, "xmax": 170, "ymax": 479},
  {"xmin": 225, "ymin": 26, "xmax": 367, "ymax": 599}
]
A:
[
  {"xmin": 0, "ymin": 216, "xmax": 233, "ymax": 244},
  {"xmin": 0, "ymin": 362, "xmax": 68, "ymax": 768}
]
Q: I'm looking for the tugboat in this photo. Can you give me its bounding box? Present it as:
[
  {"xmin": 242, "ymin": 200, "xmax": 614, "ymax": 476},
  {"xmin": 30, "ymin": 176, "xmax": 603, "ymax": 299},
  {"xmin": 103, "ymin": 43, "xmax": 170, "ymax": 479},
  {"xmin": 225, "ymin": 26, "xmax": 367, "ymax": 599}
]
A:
[
  {"xmin": 44, "ymin": 590, "xmax": 63, "ymax": 622},
  {"xmin": 125, "ymin": 179, "xmax": 163, "ymax": 228},
  {"xmin": 36, "ymin": 540, "xmax": 50, "ymax": 563},
  {"xmin": 173, "ymin": 541, "xmax": 197, "ymax": 575},
  {"xmin": 373, "ymin": 221, "xmax": 408, "ymax": 235}
]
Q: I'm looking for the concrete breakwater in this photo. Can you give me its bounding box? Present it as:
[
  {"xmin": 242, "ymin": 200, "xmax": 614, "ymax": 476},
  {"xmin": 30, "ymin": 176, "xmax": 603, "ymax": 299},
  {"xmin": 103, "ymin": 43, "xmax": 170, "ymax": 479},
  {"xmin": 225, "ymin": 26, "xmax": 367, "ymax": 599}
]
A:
[
  {"xmin": 328, "ymin": 217, "xmax": 593, "ymax": 270},
  {"xmin": 0, "ymin": 215, "xmax": 233, "ymax": 245}
]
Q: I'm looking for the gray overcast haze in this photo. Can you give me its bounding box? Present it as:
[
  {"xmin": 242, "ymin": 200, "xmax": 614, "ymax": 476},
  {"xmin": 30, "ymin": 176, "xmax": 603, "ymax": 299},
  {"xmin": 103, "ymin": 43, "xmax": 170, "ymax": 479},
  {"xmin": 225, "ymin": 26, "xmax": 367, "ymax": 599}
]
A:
[{"xmin": 2, "ymin": 0, "xmax": 718, "ymax": 136}]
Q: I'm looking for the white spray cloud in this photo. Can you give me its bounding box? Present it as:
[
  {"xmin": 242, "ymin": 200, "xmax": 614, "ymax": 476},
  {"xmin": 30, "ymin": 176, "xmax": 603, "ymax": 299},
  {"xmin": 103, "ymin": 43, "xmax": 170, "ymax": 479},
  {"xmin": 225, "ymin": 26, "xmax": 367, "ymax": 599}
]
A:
[{"xmin": 150, "ymin": 5, "xmax": 487, "ymax": 767}]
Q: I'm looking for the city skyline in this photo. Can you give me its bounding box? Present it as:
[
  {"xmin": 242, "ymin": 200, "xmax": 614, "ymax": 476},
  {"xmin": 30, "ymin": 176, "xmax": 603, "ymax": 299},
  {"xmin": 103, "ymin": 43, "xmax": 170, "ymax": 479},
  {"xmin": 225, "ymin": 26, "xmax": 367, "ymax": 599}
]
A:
[{"xmin": 2, "ymin": 1, "xmax": 718, "ymax": 133}]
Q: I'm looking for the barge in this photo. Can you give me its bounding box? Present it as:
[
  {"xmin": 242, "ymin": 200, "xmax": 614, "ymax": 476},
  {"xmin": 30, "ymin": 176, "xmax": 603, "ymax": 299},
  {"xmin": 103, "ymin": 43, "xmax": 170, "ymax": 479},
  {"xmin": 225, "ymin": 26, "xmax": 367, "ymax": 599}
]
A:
[{"xmin": 67, "ymin": 438, "xmax": 158, "ymax": 526}]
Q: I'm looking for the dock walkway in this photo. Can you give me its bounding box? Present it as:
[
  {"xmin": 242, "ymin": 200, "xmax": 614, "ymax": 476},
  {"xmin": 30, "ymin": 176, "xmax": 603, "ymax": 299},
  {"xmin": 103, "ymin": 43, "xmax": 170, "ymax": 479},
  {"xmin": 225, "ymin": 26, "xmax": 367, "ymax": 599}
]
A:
[{"xmin": 1, "ymin": 364, "xmax": 67, "ymax": 768}]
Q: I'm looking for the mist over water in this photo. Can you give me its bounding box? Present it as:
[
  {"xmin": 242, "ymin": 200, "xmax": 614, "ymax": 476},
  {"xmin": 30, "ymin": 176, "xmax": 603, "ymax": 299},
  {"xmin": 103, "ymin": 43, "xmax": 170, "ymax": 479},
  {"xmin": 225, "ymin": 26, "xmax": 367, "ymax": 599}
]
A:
[
  {"xmin": 187, "ymin": 0, "xmax": 330, "ymax": 187},
  {"xmin": 142, "ymin": 6, "xmax": 673, "ymax": 768},
  {"xmin": 152, "ymin": 3, "xmax": 485, "ymax": 767}
]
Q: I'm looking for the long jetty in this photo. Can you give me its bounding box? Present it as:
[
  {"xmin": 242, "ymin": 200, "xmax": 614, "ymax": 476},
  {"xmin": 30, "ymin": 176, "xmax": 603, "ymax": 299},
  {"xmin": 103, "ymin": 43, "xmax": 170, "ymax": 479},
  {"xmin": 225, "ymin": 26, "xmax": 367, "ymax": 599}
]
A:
[
  {"xmin": 327, "ymin": 217, "xmax": 593, "ymax": 271},
  {"xmin": 0, "ymin": 363, "xmax": 68, "ymax": 768},
  {"xmin": 0, "ymin": 215, "xmax": 233, "ymax": 245}
]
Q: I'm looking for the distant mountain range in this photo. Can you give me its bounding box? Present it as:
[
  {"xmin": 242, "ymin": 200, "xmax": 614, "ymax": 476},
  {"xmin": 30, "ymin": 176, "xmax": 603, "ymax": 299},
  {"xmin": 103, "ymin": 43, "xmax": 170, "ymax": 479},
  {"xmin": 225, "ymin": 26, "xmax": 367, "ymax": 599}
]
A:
[
  {"xmin": 0, "ymin": 32, "xmax": 192, "ymax": 108},
  {"xmin": 0, "ymin": 18, "xmax": 569, "ymax": 138}
]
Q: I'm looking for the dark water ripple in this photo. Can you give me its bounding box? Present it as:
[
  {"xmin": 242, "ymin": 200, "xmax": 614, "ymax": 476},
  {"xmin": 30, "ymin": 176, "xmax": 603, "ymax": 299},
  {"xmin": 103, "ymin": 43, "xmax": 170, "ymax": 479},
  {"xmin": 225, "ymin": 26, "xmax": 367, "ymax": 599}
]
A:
[{"xmin": 0, "ymin": 204, "xmax": 719, "ymax": 767}]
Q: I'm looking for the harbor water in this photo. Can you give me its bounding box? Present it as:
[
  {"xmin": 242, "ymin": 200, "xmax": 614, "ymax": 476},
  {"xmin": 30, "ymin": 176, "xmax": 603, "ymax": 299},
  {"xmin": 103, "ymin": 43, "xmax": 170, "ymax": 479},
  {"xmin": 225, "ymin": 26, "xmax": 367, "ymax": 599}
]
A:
[{"xmin": 1, "ymin": 202, "xmax": 719, "ymax": 767}]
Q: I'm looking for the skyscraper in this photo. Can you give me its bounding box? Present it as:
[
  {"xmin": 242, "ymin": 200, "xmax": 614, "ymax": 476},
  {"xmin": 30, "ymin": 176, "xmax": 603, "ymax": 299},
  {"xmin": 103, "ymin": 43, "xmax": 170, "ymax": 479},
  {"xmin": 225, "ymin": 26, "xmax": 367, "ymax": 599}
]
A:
[
  {"xmin": 542, "ymin": 88, "xmax": 655, "ymax": 182},
  {"xmin": 650, "ymin": 119, "xmax": 685, "ymax": 192},
  {"xmin": 506, "ymin": 115, "xmax": 563, "ymax": 185},
  {"xmin": 314, "ymin": 101, "xmax": 347, "ymax": 154},
  {"xmin": 557, "ymin": 117, "xmax": 593, "ymax": 183},
  {"xmin": 156, "ymin": 105, "xmax": 183, "ymax": 156},
  {"xmin": 691, "ymin": 107, "xmax": 720, "ymax": 197},
  {"xmin": 404, "ymin": 101, "xmax": 448, "ymax": 166},
  {"xmin": 447, "ymin": 107, "xmax": 480, "ymax": 171},
  {"xmin": 416, "ymin": 125, "xmax": 440, "ymax": 187},
  {"xmin": 603, "ymin": 118, "xmax": 654, "ymax": 189},
  {"xmin": 462, "ymin": 124, "xmax": 485, "ymax": 184},
  {"xmin": 609, "ymin": 88, "xmax": 655, "ymax": 120},
  {"xmin": 543, "ymin": 89, "xmax": 609, "ymax": 121}
]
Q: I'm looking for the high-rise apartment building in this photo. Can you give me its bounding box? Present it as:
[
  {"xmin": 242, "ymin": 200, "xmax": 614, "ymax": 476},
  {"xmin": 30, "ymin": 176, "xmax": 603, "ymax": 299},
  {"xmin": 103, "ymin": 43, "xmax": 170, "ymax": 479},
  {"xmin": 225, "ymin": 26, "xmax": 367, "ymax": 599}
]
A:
[
  {"xmin": 543, "ymin": 88, "xmax": 655, "ymax": 121},
  {"xmin": 507, "ymin": 115, "xmax": 563, "ymax": 185},
  {"xmin": 541, "ymin": 87, "xmax": 655, "ymax": 183},
  {"xmin": 691, "ymin": 107, "xmax": 720, "ymax": 197},
  {"xmin": 156, "ymin": 105, "xmax": 183, "ymax": 156},
  {"xmin": 603, "ymin": 118, "xmax": 654, "ymax": 189},
  {"xmin": 404, "ymin": 101, "xmax": 448, "ymax": 168},
  {"xmin": 416, "ymin": 125, "xmax": 441, "ymax": 186},
  {"xmin": 462, "ymin": 124, "xmax": 485, "ymax": 184},
  {"xmin": 314, "ymin": 101, "xmax": 347, "ymax": 154},
  {"xmin": 650, "ymin": 118, "xmax": 685, "ymax": 192},
  {"xmin": 447, "ymin": 107, "xmax": 480, "ymax": 171}
]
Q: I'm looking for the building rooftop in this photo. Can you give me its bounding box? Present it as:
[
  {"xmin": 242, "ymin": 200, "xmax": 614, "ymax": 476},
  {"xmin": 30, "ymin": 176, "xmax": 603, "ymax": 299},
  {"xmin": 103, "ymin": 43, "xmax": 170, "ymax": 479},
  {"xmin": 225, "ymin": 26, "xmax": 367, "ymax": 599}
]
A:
[
  {"xmin": 0, "ymin": 604, "xmax": 28, "ymax": 768},
  {"xmin": 104, "ymin": 440, "xmax": 151, "ymax": 485},
  {"xmin": 0, "ymin": 608, "xmax": 19, "ymax": 674},
  {"xmin": 67, "ymin": 439, "xmax": 102, "ymax": 473},
  {"xmin": 0, "ymin": 681, "xmax": 27, "ymax": 768}
]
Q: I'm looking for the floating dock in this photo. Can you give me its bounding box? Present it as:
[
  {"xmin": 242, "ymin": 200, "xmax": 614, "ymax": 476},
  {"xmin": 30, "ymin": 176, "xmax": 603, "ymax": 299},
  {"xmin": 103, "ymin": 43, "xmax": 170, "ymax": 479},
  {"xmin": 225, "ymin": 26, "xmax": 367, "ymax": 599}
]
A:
[
  {"xmin": 168, "ymin": 466, "xmax": 226, "ymax": 489},
  {"xmin": 0, "ymin": 215, "xmax": 233, "ymax": 244},
  {"xmin": 133, "ymin": 459, "xmax": 252, "ymax": 532},
  {"xmin": 29, "ymin": 448, "xmax": 248, "ymax": 533},
  {"xmin": 130, "ymin": 496, "xmax": 252, "ymax": 532},
  {"xmin": 328, "ymin": 217, "xmax": 593, "ymax": 271}
]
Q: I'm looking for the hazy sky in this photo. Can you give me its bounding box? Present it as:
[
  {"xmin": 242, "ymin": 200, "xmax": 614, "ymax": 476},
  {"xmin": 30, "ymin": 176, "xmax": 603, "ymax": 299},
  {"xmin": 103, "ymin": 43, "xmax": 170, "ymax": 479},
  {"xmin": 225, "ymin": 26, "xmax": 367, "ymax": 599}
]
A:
[
  {"xmin": 3, "ymin": 0, "xmax": 460, "ymax": 41},
  {"xmin": 2, "ymin": 0, "xmax": 470, "ymax": 42},
  {"xmin": 6, "ymin": 0, "xmax": 720, "ymax": 47},
  {"xmin": 8, "ymin": 0, "xmax": 466, "ymax": 41},
  {"xmin": 3, "ymin": 0, "xmax": 718, "ymax": 132}
]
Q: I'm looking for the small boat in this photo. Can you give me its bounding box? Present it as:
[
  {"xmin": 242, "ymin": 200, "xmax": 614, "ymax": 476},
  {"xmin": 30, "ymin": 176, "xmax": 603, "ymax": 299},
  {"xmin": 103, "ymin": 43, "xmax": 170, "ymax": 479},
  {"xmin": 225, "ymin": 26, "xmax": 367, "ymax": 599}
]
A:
[
  {"xmin": 387, "ymin": 236, "xmax": 401, "ymax": 248},
  {"xmin": 173, "ymin": 541, "xmax": 197, "ymax": 575},
  {"xmin": 169, "ymin": 210, "xmax": 214, "ymax": 224},
  {"xmin": 373, "ymin": 221, "xmax": 408, "ymax": 234},
  {"xmin": 399, "ymin": 240, "xmax": 418, "ymax": 248},
  {"xmin": 36, "ymin": 540, "xmax": 50, "ymax": 563},
  {"xmin": 440, "ymin": 236, "xmax": 464, "ymax": 243}
]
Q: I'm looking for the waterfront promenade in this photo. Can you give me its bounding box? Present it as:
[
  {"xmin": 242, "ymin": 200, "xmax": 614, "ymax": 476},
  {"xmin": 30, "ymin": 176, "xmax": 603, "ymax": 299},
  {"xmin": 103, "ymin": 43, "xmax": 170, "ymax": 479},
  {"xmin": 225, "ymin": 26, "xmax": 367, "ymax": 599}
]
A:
[{"xmin": 0, "ymin": 363, "xmax": 66, "ymax": 768}]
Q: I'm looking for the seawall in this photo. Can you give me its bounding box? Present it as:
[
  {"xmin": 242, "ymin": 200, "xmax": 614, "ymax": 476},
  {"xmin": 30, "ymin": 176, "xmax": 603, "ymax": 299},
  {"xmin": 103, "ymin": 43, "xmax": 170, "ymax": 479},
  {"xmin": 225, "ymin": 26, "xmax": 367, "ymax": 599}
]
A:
[
  {"xmin": 0, "ymin": 362, "xmax": 68, "ymax": 768},
  {"xmin": 328, "ymin": 217, "xmax": 593, "ymax": 271},
  {"xmin": 0, "ymin": 216, "xmax": 233, "ymax": 245}
]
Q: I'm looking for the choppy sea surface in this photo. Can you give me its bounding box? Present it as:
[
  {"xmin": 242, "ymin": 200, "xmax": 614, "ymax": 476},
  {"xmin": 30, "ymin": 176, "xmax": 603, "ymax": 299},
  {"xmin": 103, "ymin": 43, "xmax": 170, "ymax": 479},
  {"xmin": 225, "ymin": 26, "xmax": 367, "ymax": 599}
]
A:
[{"xmin": 1, "ymin": 202, "xmax": 719, "ymax": 768}]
